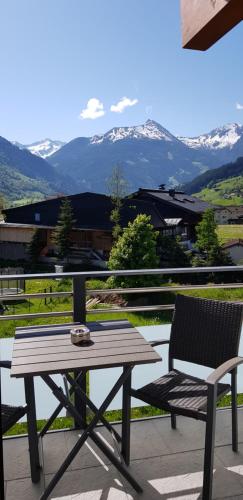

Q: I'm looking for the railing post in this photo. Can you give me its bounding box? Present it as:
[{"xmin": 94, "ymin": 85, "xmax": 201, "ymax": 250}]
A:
[
  {"xmin": 72, "ymin": 275, "xmax": 87, "ymax": 428},
  {"xmin": 72, "ymin": 276, "xmax": 86, "ymax": 323}
]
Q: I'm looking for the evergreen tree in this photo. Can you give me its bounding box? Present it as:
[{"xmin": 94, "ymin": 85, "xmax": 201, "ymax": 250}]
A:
[
  {"xmin": 28, "ymin": 229, "xmax": 44, "ymax": 264},
  {"xmin": 55, "ymin": 198, "xmax": 75, "ymax": 260},
  {"xmin": 0, "ymin": 194, "xmax": 5, "ymax": 214},
  {"xmin": 195, "ymin": 209, "xmax": 219, "ymax": 255},
  {"xmin": 108, "ymin": 214, "xmax": 159, "ymax": 288},
  {"xmin": 107, "ymin": 166, "xmax": 128, "ymax": 240},
  {"xmin": 158, "ymin": 234, "xmax": 191, "ymax": 268},
  {"xmin": 194, "ymin": 208, "xmax": 232, "ymax": 266}
]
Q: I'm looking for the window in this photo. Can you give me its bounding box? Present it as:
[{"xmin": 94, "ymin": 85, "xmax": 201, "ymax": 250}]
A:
[{"xmin": 35, "ymin": 213, "xmax": 40, "ymax": 222}]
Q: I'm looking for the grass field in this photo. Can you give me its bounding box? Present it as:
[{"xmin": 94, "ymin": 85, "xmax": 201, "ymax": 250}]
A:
[
  {"xmin": 217, "ymin": 225, "xmax": 243, "ymax": 243},
  {"xmin": 194, "ymin": 176, "xmax": 243, "ymax": 206}
]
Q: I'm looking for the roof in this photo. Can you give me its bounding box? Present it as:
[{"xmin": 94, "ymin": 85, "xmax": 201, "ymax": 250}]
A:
[
  {"xmin": 3, "ymin": 192, "xmax": 165, "ymax": 231},
  {"xmin": 121, "ymin": 199, "xmax": 165, "ymax": 228},
  {"xmin": 181, "ymin": 0, "xmax": 243, "ymax": 51},
  {"xmin": 223, "ymin": 239, "xmax": 243, "ymax": 249},
  {"xmin": 132, "ymin": 188, "xmax": 212, "ymax": 214}
]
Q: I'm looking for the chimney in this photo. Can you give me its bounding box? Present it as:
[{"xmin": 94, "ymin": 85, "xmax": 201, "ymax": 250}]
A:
[{"xmin": 168, "ymin": 188, "xmax": 176, "ymax": 198}]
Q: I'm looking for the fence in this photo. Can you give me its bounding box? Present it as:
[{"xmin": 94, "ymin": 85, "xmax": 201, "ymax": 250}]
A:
[
  {"xmin": 1, "ymin": 266, "xmax": 243, "ymax": 420},
  {"xmin": 0, "ymin": 265, "xmax": 242, "ymax": 323}
]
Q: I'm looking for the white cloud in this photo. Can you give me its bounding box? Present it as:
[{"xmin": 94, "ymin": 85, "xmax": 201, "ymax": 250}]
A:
[
  {"xmin": 236, "ymin": 102, "xmax": 243, "ymax": 110},
  {"xmin": 110, "ymin": 96, "xmax": 138, "ymax": 113},
  {"xmin": 79, "ymin": 98, "xmax": 105, "ymax": 119}
]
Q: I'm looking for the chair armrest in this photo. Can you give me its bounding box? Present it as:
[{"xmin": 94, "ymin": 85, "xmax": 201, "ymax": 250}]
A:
[
  {"xmin": 206, "ymin": 357, "xmax": 243, "ymax": 386},
  {"xmin": 149, "ymin": 339, "xmax": 170, "ymax": 347},
  {"xmin": 0, "ymin": 360, "xmax": 11, "ymax": 369}
]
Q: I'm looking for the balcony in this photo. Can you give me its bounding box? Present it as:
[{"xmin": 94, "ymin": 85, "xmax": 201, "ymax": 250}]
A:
[
  {"xmin": 1, "ymin": 266, "xmax": 243, "ymax": 499},
  {"xmin": 3, "ymin": 409, "xmax": 243, "ymax": 499}
]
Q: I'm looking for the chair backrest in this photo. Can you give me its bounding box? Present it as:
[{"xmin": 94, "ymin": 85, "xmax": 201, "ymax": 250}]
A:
[
  {"xmin": 0, "ymin": 363, "xmax": 4, "ymax": 497},
  {"xmin": 169, "ymin": 294, "xmax": 243, "ymax": 369}
]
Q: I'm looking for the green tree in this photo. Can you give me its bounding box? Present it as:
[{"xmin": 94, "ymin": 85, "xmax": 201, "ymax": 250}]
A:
[
  {"xmin": 28, "ymin": 229, "xmax": 44, "ymax": 264},
  {"xmin": 195, "ymin": 209, "xmax": 219, "ymax": 254},
  {"xmin": 107, "ymin": 166, "xmax": 128, "ymax": 240},
  {"xmin": 158, "ymin": 234, "xmax": 191, "ymax": 268},
  {"xmin": 55, "ymin": 198, "xmax": 75, "ymax": 260},
  {"xmin": 108, "ymin": 214, "xmax": 160, "ymax": 288},
  {"xmin": 0, "ymin": 194, "xmax": 6, "ymax": 217},
  {"xmin": 194, "ymin": 208, "xmax": 232, "ymax": 266}
]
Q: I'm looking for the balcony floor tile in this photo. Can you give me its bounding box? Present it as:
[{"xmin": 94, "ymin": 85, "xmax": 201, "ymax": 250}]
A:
[{"xmin": 3, "ymin": 408, "xmax": 243, "ymax": 499}]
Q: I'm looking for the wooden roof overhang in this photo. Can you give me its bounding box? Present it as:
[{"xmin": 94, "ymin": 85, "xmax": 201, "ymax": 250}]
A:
[{"xmin": 181, "ymin": 0, "xmax": 243, "ymax": 50}]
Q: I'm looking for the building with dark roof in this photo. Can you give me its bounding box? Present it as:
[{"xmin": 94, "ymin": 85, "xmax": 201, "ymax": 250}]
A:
[
  {"xmin": 130, "ymin": 187, "xmax": 212, "ymax": 240},
  {"xmin": 3, "ymin": 192, "xmax": 165, "ymax": 231},
  {"xmin": 0, "ymin": 189, "xmax": 211, "ymax": 262}
]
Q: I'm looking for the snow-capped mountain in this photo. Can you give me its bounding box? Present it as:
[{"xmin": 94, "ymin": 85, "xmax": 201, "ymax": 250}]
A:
[
  {"xmin": 0, "ymin": 136, "xmax": 76, "ymax": 202},
  {"xmin": 10, "ymin": 120, "xmax": 243, "ymax": 197},
  {"xmin": 91, "ymin": 120, "xmax": 178, "ymax": 144},
  {"xmin": 179, "ymin": 123, "xmax": 243, "ymax": 151},
  {"xmin": 12, "ymin": 139, "xmax": 65, "ymax": 159},
  {"xmin": 48, "ymin": 120, "xmax": 209, "ymax": 193}
]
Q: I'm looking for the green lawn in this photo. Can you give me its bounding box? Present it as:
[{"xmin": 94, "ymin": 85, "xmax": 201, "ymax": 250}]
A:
[{"xmin": 217, "ymin": 225, "xmax": 243, "ymax": 244}]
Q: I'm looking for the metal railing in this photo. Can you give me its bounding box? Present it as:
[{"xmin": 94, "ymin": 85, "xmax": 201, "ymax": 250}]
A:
[{"xmin": 0, "ymin": 265, "xmax": 242, "ymax": 323}]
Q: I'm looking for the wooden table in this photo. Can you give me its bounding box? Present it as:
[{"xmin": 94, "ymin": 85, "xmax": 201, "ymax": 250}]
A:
[{"xmin": 11, "ymin": 319, "xmax": 161, "ymax": 499}]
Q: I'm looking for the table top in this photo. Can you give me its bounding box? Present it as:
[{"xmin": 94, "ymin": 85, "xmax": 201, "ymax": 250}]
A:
[{"xmin": 11, "ymin": 319, "xmax": 162, "ymax": 378}]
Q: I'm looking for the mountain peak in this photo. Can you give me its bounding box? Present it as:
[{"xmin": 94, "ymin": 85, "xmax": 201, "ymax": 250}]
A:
[
  {"xmin": 90, "ymin": 119, "xmax": 176, "ymax": 144},
  {"xmin": 179, "ymin": 122, "xmax": 243, "ymax": 151},
  {"xmin": 145, "ymin": 118, "xmax": 160, "ymax": 126},
  {"xmin": 12, "ymin": 138, "xmax": 65, "ymax": 159}
]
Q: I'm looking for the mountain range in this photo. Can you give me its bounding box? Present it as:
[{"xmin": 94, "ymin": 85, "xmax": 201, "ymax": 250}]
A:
[
  {"xmin": 0, "ymin": 136, "xmax": 75, "ymax": 204},
  {"xmin": 179, "ymin": 123, "xmax": 243, "ymax": 165},
  {"xmin": 2, "ymin": 119, "xmax": 243, "ymax": 203},
  {"xmin": 47, "ymin": 120, "xmax": 243, "ymax": 193}
]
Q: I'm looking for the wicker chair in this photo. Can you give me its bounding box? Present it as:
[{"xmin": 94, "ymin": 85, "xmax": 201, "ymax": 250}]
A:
[
  {"xmin": 131, "ymin": 295, "xmax": 243, "ymax": 500},
  {"xmin": 0, "ymin": 360, "xmax": 27, "ymax": 499}
]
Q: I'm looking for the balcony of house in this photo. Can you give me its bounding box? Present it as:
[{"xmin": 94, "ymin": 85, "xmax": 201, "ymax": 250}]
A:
[{"xmin": 1, "ymin": 266, "xmax": 243, "ymax": 499}]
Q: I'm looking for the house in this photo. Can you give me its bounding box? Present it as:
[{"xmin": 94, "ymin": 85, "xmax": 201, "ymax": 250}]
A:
[
  {"xmin": 0, "ymin": 192, "xmax": 165, "ymax": 262},
  {"xmin": 130, "ymin": 187, "xmax": 212, "ymax": 241},
  {"xmin": 223, "ymin": 239, "xmax": 243, "ymax": 265},
  {"xmin": 1, "ymin": 189, "xmax": 211, "ymax": 262},
  {"xmin": 214, "ymin": 206, "xmax": 243, "ymax": 225}
]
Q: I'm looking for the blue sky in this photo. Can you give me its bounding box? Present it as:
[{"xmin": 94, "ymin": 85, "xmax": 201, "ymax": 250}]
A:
[{"xmin": 1, "ymin": 0, "xmax": 243, "ymax": 143}]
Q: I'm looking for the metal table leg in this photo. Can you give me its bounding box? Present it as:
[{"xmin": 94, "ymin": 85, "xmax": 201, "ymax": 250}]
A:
[
  {"xmin": 40, "ymin": 370, "xmax": 121, "ymax": 443},
  {"xmin": 65, "ymin": 373, "xmax": 122, "ymax": 443},
  {"xmin": 40, "ymin": 366, "xmax": 142, "ymax": 500},
  {"xmin": 39, "ymin": 372, "xmax": 81, "ymax": 438},
  {"xmin": 24, "ymin": 377, "xmax": 40, "ymax": 483},
  {"xmin": 121, "ymin": 367, "xmax": 131, "ymax": 465},
  {"xmin": 74, "ymin": 370, "xmax": 87, "ymax": 429}
]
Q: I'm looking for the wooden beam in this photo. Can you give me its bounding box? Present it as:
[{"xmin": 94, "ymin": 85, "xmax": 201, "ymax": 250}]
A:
[{"xmin": 181, "ymin": 0, "xmax": 243, "ymax": 51}]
